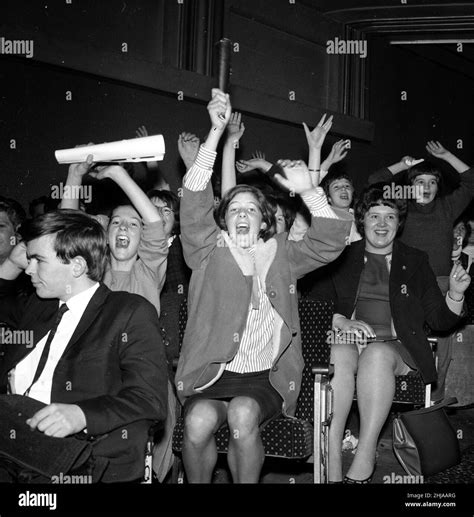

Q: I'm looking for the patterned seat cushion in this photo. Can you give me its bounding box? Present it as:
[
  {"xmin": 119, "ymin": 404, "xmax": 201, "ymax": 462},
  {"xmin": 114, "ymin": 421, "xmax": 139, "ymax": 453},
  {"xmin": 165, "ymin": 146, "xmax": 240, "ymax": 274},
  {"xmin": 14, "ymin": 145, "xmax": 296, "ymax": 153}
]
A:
[{"xmin": 394, "ymin": 374, "xmax": 426, "ymax": 404}]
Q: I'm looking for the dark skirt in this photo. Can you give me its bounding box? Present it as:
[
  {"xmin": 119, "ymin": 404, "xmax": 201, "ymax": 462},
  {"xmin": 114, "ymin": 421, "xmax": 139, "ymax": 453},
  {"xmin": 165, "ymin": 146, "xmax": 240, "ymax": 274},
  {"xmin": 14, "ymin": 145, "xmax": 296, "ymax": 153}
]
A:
[{"xmin": 184, "ymin": 369, "xmax": 283, "ymax": 426}]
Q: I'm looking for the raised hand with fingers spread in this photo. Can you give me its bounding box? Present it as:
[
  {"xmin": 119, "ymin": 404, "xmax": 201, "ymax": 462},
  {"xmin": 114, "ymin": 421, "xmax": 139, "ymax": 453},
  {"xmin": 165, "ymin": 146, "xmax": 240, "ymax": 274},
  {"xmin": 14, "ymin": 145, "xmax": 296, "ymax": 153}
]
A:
[
  {"xmin": 135, "ymin": 125, "xmax": 149, "ymax": 139},
  {"xmin": 425, "ymin": 140, "xmax": 469, "ymax": 174},
  {"xmin": 302, "ymin": 113, "xmax": 334, "ymax": 150},
  {"xmin": 426, "ymin": 140, "xmax": 449, "ymax": 158},
  {"xmin": 226, "ymin": 111, "xmax": 245, "ymax": 146},
  {"xmin": 274, "ymin": 160, "xmax": 313, "ymax": 195},
  {"xmin": 178, "ymin": 132, "xmax": 201, "ymax": 170}
]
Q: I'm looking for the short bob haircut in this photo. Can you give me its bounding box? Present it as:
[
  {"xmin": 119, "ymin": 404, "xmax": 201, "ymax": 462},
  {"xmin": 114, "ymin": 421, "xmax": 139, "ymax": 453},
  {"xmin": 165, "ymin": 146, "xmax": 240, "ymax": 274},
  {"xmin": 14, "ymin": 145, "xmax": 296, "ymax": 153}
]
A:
[
  {"xmin": 147, "ymin": 189, "xmax": 180, "ymax": 236},
  {"xmin": 23, "ymin": 209, "xmax": 108, "ymax": 282},
  {"xmin": 215, "ymin": 185, "xmax": 276, "ymax": 241},
  {"xmin": 266, "ymin": 193, "xmax": 297, "ymax": 233},
  {"xmin": 321, "ymin": 173, "xmax": 354, "ymax": 204},
  {"xmin": 406, "ymin": 160, "xmax": 442, "ymax": 188},
  {"xmin": 354, "ymin": 184, "xmax": 408, "ymax": 238}
]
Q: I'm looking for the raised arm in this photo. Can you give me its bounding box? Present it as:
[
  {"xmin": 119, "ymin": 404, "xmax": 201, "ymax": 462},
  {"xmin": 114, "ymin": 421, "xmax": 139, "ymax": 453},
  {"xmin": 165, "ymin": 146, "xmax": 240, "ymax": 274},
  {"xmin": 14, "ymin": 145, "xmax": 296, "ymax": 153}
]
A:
[
  {"xmin": 136, "ymin": 125, "xmax": 170, "ymax": 191},
  {"xmin": 368, "ymin": 155, "xmax": 422, "ymax": 184},
  {"xmin": 426, "ymin": 141, "xmax": 470, "ymax": 174},
  {"xmin": 273, "ymin": 160, "xmax": 352, "ymax": 278},
  {"xmin": 180, "ymin": 89, "xmax": 231, "ymax": 270},
  {"xmin": 221, "ymin": 111, "xmax": 245, "ymax": 197},
  {"xmin": 59, "ymin": 153, "xmax": 94, "ymax": 210},
  {"xmin": 235, "ymin": 151, "xmax": 273, "ymax": 176},
  {"xmin": 320, "ymin": 139, "xmax": 350, "ymax": 181},
  {"xmin": 303, "ymin": 113, "xmax": 333, "ymax": 187},
  {"xmin": 178, "ymin": 132, "xmax": 201, "ymax": 172},
  {"xmin": 89, "ymin": 166, "xmax": 161, "ymax": 223}
]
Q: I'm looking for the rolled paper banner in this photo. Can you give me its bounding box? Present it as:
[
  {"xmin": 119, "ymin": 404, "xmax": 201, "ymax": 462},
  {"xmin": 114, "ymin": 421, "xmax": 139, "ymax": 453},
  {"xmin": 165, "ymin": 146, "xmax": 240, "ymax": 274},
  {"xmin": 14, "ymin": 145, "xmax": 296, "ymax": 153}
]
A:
[
  {"xmin": 55, "ymin": 135, "xmax": 166, "ymax": 164},
  {"xmin": 217, "ymin": 38, "xmax": 232, "ymax": 93}
]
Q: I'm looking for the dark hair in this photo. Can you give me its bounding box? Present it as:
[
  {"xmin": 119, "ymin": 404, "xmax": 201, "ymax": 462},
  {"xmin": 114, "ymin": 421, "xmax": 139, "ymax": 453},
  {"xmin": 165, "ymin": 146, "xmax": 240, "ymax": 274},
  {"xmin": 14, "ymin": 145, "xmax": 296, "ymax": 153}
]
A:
[
  {"xmin": 147, "ymin": 189, "xmax": 180, "ymax": 235},
  {"xmin": 215, "ymin": 185, "xmax": 276, "ymax": 241},
  {"xmin": 354, "ymin": 184, "xmax": 407, "ymax": 237},
  {"xmin": 321, "ymin": 173, "xmax": 354, "ymax": 203},
  {"xmin": 406, "ymin": 160, "xmax": 442, "ymax": 189},
  {"xmin": 23, "ymin": 209, "xmax": 108, "ymax": 282},
  {"xmin": 454, "ymin": 216, "xmax": 471, "ymax": 249},
  {"xmin": 266, "ymin": 193, "xmax": 296, "ymax": 232},
  {"xmin": 0, "ymin": 197, "xmax": 26, "ymax": 230}
]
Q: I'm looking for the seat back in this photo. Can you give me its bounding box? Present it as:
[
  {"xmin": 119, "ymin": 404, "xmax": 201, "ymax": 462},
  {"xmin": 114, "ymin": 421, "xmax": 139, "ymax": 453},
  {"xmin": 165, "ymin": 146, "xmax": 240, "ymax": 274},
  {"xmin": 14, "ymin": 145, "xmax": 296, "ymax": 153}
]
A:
[
  {"xmin": 178, "ymin": 299, "xmax": 188, "ymax": 347},
  {"xmin": 295, "ymin": 298, "xmax": 334, "ymax": 422}
]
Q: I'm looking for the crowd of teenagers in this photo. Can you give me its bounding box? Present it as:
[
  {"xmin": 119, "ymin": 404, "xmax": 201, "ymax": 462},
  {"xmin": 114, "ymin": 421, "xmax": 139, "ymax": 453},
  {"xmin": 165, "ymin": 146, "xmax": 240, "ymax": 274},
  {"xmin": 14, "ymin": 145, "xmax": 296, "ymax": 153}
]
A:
[{"xmin": 0, "ymin": 88, "xmax": 472, "ymax": 484}]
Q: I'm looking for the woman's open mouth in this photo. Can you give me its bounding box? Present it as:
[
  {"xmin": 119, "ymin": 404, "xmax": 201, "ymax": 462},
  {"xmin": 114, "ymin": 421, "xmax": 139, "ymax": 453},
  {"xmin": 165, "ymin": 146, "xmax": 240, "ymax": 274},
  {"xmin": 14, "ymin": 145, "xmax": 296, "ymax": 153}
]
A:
[
  {"xmin": 236, "ymin": 222, "xmax": 250, "ymax": 234},
  {"xmin": 116, "ymin": 235, "xmax": 130, "ymax": 248}
]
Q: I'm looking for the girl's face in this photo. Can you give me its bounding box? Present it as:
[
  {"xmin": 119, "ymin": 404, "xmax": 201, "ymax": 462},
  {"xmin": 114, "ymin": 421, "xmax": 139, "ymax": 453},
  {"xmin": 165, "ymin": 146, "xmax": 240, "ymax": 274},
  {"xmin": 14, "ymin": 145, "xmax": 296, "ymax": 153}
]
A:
[
  {"xmin": 328, "ymin": 179, "xmax": 354, "ymax": 210},
  {"xmin": 150, "ymin": 197, "xmax": 176, "ymax": 238},
  {"xmin": 413, "ymin": 174, "xmax": 438, "ymax": 205},
  {"xmin": 364, "ymin": 204, "xmax": 399, "ymax": 254},
  {"xmin": 107, "ymin": 205, "xmax": 142, "ymax": 261},
  {"xmin": 225, "ymin": 192, "xmax": 267, "ymax": 248},
  {"xmin": 453, "ymin": 221, "xmax": 466, "ymax": 250},
  {"xmin": 275, "ymin": 206, "xmax": 287, "ymax": 234}
]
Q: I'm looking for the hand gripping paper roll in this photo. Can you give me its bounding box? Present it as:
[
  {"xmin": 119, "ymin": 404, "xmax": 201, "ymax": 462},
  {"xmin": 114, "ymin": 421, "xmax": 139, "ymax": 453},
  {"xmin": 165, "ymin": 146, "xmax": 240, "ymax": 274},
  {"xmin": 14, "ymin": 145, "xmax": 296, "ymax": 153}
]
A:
[{"xmin": 55, "ymin": 135, "xmax": 165, "ymax": 164}]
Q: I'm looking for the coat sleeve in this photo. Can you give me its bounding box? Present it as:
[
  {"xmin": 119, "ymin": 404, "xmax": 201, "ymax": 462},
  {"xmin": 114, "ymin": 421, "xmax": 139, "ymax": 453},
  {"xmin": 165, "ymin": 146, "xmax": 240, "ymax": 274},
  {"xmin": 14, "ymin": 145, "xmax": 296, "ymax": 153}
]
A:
[
  {"xmin": 368, "ymin": 167, "xmax": 393, "ymax": 185},
  {"xmin": 419, "ymin": 254, "xmax": 461, "ymax": 332},
  {"xmin": 137, "ymin": 219, "xmax": 169, "ymax": 293},
  {"xmin": 180, "ymin": 181, "xmax": 220, "ymax": 271},
  {"xmin": 288, "ymin": 207, "xmax": 352, "ymax": 280},
  {"xmin": 443, "ymin": 167, "xmax": 474, "ymax": 221},
  {"xmin": 75, "ymin": 300, "xmax": 168, "ymax": 435}
]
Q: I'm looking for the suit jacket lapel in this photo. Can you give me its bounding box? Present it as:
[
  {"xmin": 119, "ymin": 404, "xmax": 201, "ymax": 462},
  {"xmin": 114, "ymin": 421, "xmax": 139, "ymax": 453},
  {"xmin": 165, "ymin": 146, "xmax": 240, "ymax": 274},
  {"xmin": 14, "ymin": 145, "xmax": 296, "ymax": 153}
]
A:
[{"xmin": 62, "ymin": 284, "xmax": 110, "ymax": 356}]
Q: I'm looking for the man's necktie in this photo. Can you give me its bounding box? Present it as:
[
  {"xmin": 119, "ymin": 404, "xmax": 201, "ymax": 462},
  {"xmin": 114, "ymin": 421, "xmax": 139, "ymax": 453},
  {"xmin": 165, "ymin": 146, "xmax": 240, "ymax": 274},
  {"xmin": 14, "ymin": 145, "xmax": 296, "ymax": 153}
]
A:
[{"xmin": 24, "ymin": 303, "xmax": 69, "ymax": 396}]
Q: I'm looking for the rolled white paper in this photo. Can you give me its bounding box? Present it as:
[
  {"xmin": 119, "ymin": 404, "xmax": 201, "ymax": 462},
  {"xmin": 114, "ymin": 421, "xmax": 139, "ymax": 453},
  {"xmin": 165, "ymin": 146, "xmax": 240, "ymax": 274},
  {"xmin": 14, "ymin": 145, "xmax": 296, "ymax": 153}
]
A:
[{"xmin": 55, "ymin": 135, "xmax": 166, "ymax": 164}]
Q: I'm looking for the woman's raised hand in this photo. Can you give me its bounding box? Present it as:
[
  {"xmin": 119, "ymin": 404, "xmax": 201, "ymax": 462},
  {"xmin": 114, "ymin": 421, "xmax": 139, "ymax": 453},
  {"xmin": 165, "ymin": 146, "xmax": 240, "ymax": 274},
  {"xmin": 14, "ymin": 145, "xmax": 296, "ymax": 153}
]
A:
[{"xmin": 274, "ymin": 160, "xmax": 313, "ymax": 195}]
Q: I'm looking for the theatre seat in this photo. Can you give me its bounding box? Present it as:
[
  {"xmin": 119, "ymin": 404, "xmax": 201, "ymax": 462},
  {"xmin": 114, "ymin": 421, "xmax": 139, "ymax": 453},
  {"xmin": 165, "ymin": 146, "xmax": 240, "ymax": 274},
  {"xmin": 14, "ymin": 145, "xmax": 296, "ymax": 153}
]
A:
[{"xmin": 171, "ymin": 298, "xmax": 335, "ymax": 482}]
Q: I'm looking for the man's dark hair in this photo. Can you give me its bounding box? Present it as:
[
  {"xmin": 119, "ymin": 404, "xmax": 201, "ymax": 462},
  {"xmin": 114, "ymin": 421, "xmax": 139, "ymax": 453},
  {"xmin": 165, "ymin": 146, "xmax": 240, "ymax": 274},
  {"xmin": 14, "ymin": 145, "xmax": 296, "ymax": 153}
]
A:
[
  {"xmin": 0, "ymin": 197, "xmax": 26, "ymax": 230},
  {"xmin": 215, "ymin": 185, "xmax": 276, "ymax": 241},
  {"xmin": 23, "ymin": 209, "xmax": 108, "ymax": 282},
  {"xmin": 354, "ymin": 184, "xmax": 407, "ymax": 237}
]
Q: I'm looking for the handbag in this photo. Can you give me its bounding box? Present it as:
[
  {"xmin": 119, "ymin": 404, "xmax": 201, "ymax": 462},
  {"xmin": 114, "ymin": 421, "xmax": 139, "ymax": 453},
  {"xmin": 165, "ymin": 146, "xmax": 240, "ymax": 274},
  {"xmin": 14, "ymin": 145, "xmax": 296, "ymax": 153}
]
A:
[{"xmin": 392, "ymin": 397, "xmax": 461, "ymax": 477}]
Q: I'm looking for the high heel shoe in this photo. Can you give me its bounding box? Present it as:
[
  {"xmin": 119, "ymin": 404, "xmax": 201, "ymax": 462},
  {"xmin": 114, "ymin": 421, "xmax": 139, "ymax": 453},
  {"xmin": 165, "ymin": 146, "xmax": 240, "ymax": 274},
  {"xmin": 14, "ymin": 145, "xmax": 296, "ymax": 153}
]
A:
[{"xmin": 342, "ymin": 465, "xmax": 376, "ymax": 484}]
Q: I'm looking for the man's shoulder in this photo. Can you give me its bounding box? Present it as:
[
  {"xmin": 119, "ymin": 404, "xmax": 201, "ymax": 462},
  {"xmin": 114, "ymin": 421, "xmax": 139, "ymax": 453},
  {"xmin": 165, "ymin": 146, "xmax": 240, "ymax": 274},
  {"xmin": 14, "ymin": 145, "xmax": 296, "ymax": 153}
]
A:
[{"xmin": 99, "ymin": 285, "xmax": 157, "ymax": 315}]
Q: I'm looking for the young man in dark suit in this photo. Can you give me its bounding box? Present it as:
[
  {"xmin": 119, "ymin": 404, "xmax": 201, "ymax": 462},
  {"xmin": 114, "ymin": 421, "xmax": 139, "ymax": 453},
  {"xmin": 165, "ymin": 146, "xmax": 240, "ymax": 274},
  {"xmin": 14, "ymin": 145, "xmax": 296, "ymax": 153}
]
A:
[{"xmin": 0, "ymin": 210, "xmax": 167, "ymax": 482}]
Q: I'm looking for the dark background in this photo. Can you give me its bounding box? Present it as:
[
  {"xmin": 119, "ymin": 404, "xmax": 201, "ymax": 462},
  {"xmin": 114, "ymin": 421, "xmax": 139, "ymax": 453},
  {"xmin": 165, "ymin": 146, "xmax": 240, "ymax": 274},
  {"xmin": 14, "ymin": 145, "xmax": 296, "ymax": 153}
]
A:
[{"xmin": 1, "ymin": 0, "xmax": 473, "ymax": 212}]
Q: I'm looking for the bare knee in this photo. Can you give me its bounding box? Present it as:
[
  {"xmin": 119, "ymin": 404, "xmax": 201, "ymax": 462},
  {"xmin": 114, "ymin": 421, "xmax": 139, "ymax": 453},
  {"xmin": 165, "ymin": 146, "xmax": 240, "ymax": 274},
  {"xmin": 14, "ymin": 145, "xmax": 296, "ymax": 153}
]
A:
[
  {"xmin": 227, "ymin": 397, "xmax": 261, "ymax": 442},
  {"xmin": 359, "ymin": 342, "xmax": 398, "ymax": 372},
  {"xmin": 331, "ymin": 342, "xmax": 359, "ymax": 375},
  {"xmin": 184, "ymin": 400, "xmax": 221, "ymax": 445}
]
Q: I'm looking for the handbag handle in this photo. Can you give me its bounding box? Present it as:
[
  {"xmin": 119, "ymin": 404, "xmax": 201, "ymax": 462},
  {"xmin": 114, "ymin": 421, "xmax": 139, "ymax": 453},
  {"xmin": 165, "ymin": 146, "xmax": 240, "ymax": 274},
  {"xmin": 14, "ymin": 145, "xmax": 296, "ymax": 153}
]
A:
[{"xmin": 406, "ymin": 397, "xmax": 458, "ymax": 416}]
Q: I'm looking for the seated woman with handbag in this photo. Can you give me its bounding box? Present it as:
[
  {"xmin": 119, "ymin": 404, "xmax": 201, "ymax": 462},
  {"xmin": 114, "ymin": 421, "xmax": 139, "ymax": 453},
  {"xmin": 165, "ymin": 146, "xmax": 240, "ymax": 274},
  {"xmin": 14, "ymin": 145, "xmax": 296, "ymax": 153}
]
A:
[{"xmin": 328, "ymin": 184, "xmax": 470, "ymax": 483}]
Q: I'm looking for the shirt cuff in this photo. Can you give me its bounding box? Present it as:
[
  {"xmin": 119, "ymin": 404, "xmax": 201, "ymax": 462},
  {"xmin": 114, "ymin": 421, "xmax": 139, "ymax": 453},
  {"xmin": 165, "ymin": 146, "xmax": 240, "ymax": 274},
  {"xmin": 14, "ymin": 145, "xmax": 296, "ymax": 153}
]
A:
[
  {"xmin": 301, "ymin": 187, "xmax": 338, "ymax": 219},
  {"xmin": 183, "ymin": 145, "xmax": 217, "ymax": 191},
  {"xmin": 445, "ymin": 292, "xmax": 464, "ymax": 315}
]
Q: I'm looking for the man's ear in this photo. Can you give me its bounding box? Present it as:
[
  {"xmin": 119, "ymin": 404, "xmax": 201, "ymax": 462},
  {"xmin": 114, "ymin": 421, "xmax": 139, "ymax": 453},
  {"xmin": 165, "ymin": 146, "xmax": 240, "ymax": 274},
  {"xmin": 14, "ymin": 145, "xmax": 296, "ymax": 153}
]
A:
[
  {"xmin": 72, "ymin": 256, "xmax": 88, "ymax": 278},
  {"xmin": 260, "ymin": 221, "xmax": 268, "ymax": 230}
]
